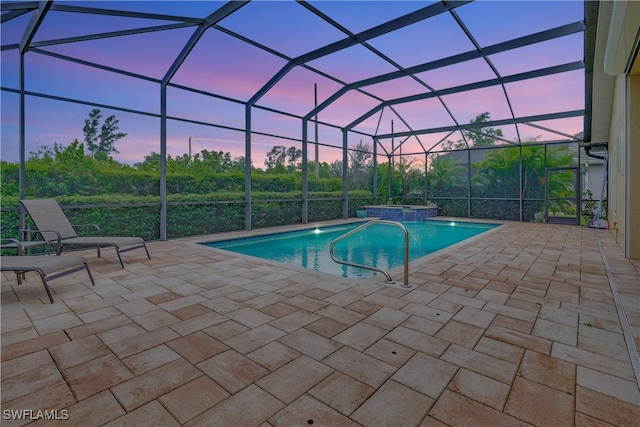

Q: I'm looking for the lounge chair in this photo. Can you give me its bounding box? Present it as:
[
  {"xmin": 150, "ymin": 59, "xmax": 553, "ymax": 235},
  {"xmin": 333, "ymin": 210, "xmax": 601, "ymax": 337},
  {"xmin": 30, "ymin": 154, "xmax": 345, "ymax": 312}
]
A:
[
  {"xmin": 1, "ymin": 237, "xmax": 54, "ymax": 285},
  {"xmin": 20, "ymin": 199, "xmax": 150, "ymax": 268},
  {"xmin": 1, "ymin": 247, "xmax": 95, "ymax": 303},
  {"xmin": 0, "ymin": 238, "xmax": 51, "ymax": 256}
]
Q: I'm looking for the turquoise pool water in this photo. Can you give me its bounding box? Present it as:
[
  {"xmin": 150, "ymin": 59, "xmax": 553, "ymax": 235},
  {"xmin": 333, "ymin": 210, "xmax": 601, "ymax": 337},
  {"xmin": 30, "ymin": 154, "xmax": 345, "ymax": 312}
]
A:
[{"xmin": 203, "ymin": 220, "xmax": 498, "ymax": 279}]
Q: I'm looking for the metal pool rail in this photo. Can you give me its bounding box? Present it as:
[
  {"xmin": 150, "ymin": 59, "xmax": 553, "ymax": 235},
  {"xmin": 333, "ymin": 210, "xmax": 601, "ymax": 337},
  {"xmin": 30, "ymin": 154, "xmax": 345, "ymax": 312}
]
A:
[{"xmin": 329, "ymin": 220, "xmax": 411, "ymax": 288}]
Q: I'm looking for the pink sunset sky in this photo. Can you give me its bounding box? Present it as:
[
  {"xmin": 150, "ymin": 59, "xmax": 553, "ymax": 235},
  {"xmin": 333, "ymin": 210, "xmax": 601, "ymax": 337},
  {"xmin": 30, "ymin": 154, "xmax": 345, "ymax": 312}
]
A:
[{"xmin": 0, "ymin": 0, "xmax": 585, "ymax": 167}]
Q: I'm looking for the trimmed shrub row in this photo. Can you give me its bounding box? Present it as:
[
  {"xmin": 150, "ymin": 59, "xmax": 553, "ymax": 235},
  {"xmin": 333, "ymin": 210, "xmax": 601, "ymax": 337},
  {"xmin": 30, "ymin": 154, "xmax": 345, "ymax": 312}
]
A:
[
  {"xmin": 0, "ymin": 191, "xmax": 374, "ymax": 243},
  {"xmin": 0, "ymin": 164, "xmax": 343, "ymax": 197}
]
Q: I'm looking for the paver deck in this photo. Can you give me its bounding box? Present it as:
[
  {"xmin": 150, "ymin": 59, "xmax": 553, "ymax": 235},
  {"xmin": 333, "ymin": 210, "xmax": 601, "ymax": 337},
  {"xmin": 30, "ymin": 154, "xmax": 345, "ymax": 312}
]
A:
[{"xmin": 2, "ymin": 220, "xmax": 639, "ymax": 426}]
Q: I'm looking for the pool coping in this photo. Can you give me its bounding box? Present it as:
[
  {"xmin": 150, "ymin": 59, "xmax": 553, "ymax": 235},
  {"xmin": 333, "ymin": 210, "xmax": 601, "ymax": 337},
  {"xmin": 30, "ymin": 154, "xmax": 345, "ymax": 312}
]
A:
[{"xmin": 194, "ymin": 217, "xmax": 507, "ymax": 290}]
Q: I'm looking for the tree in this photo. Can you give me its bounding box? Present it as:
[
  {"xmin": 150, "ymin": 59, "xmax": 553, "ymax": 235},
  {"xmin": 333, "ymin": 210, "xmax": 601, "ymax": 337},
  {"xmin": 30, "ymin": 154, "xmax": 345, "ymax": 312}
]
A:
[
  {"xmin": 328, "ymin": 159, "xmax": 343, "ymax": 178},
  {"xmin": 264, "ymin": 145, "xmax": 302, "ymax": 172},
  {"xmin": 286, "ymin": 146, "xmax": 302, "ymax": 171},
  {"xmin": 376, "ymin": 162, "xmax": 402, "ymax": 202},
  {"xmin": 134, "ymin": 149, "xmax": 247, "ymax": 174},
  {"xmin": 83, "ymin": 109, "xmax": 100, "ymax": 153},
  {"xmin": 191, "ymin": 149, "xmax": 233, "ymax": 173},
  {"xmin": 428, "ymin": 154, "xmax": 466, "ymax": 197},
  {"xmin": 134, "ymin": 152, "xmax": 162, "ymax": 172},
  {"xmin": 83, "ymin": 109, "xmax": 127, "ymax": 159},
  {"xmin": 264, "ymin": 146, "xmax": 288, "ymax": 171},
  {"xmin": 27, "ymin": 140, "xmax": 92, "ymax": 168},
  {"xmin": 307, "ymin": 160, "xmax": 333, "ymax": 179},
  {"xmin": 442, "ymin": 112, "xmax": 503, "ymax": 150},
  {"xmin": 53, "ymin": 139, "xmax": 89, "ymax": 166},
  {"xmin": 231, "ymin": 156, "xmax": 247, "ymax": 172},
  {"xmin": 471, "ymin": 140, "xmax": 576, "ymax": 217},
  {"xmin": 396, "ymin": 157, "xmax": 419, "ymax": 198},
  {"xmin": 348, "ymin": 140, "xmax": 372, "ymax": 190},
  {"xmin": 464, "ymin": 112, "xmax": 503, "ymax": 147},
  {"xmin": 28, "ymin": 144, "xmax": 57, "ymax": 162}
]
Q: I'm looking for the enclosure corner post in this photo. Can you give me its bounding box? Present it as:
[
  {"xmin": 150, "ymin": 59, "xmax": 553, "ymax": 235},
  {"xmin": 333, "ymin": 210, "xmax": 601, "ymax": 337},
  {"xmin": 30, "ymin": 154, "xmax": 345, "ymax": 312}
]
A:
[
  {"xmin": 373, "ymin": 137, "xmax": 379, "ymax": 204},
  {"xmin": 159, "ymin": 83, "xmax": 168, "ymax": 241},
  {"xmin": 245, "ymin": 104, "xmax": 252, "ymax": 231},
  {"xmin": 342, "ymin": 129, "xmax": 349, "ymax": 219},
  {"xmin": 302, "ymin": 119, "xmax": 308, "ymax": 224},
  {"xmin": 18, "ymin": 53, "xmax": 26, "ymax": 231}
]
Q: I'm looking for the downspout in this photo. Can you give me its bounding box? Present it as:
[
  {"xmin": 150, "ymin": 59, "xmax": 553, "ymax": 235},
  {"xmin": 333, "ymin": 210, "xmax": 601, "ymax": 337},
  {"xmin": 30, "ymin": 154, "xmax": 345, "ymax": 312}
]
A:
[{"xmin": 585, "ymin": 145, "xmax": 606, "ymax": 160}]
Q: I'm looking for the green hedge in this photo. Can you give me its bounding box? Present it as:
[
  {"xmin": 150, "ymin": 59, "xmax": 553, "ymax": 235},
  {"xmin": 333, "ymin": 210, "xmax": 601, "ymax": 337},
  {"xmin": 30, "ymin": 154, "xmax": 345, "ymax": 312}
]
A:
[
  {"xmin": 432, "ymin": 198, "xmax": 467, "ymax": 217},
  {"xmin": 471, "ymin": 199, "xmax": 520, "ymax": 220},
  {"xmin": 1, "ymin": 191, "xmax": 374, "ymax": 242},
  {"xmin": 1, "ymin": 163, "xmax": 343, "ymax": 197}
]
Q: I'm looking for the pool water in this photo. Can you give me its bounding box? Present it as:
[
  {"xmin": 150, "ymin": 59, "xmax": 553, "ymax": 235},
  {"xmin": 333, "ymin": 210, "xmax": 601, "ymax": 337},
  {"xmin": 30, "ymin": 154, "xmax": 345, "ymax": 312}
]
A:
[{"xmin": 203, "ymin": 221, "xmax": 498, "ymax": 279}]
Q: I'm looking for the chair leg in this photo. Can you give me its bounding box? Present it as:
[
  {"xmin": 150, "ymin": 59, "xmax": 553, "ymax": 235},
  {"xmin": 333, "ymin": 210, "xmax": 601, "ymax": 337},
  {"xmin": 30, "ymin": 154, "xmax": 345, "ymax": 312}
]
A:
[
  {"xmin": 143, "ymin": 243, "xmax": 151, "ymax": 260},
  {"xmin": 115, "ymin": 249, "xmax": 125, "ymax": 269},
  {"xmin": 83, "ymin": 261, "xmax": 96, "ymax": 286},
  {"xmin": 36, "ymin": 272, "xmax": 55, "ymax": 304}
]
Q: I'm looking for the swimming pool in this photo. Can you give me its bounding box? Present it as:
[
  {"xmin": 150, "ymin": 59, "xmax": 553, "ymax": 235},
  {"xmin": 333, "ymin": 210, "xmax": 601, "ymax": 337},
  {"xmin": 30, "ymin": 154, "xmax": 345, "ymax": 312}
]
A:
[{"xmin": 202, "ymin": 220, "xmax": 498, "ymax": 279}]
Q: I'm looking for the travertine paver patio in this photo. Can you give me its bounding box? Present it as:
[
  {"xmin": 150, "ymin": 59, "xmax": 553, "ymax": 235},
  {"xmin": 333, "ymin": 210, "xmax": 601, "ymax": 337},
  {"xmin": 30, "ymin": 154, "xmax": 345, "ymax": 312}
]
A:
[{"xmin": 1, "ymin": 220, "xmax": 639, "ymax": 426}]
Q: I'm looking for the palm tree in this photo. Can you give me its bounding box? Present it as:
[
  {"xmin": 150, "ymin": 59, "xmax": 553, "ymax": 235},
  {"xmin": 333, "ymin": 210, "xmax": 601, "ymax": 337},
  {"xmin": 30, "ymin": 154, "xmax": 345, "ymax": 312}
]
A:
[
  {"xmin": 471, "ymin": 142, "xmax": 576, "ymax": 217},
  {"xmin": 428, "ymin": 154, "xmax": 465, "ymax": 198}
]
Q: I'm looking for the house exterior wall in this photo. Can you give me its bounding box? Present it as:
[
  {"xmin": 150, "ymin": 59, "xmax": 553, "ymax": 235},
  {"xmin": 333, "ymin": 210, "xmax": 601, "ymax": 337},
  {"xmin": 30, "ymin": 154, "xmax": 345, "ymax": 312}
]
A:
[
  {"xmin": 607, "ymin": 65, "xmax": 639, "ymax": 259},
  {"xmin": 602, "ymin": 1, "xmax": 639, "ymax": 259},
  {"xmin": 628, "ymin": 68, "xmax": 639, "ymax": 259},
  {"xmin": 608, "ymin": 74, "xmax": 627, "ymax": 249},
  {"xmin": 585, "ymin": 162, "xmax": 604, "ymax": 200}
]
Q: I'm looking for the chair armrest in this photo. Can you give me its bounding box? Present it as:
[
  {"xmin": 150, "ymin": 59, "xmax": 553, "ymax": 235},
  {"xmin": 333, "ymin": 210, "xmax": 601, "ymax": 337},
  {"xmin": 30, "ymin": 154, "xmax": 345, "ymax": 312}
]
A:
[
  {"xmin": 0, "ymin": 238, "xmax": 26, "ymax": 255},
  {"xmin": 72, "ymin": 224, "xmax": 102, "ymax": 236},
  {"xmin": 20, "ymin": 228, "xmax": 61, "ymax": 242},
  {"xmin": 19, "ymin": 229, "xmax": 60, "ymax": 254}
]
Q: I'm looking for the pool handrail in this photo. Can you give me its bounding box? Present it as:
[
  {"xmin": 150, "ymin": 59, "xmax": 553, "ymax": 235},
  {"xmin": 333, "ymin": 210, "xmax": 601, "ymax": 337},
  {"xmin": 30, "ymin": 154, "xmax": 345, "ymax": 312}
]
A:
[{"xmin": 329, "ymin": 219, "xmax": 411, "ymax": 288}]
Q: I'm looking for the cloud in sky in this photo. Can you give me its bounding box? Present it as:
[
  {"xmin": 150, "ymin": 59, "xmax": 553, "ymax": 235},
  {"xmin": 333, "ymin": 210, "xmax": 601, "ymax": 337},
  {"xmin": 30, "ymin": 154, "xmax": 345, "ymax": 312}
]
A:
[{"xmin": 1, "ymin": 1, "xmax": 585, "ymax": 166}]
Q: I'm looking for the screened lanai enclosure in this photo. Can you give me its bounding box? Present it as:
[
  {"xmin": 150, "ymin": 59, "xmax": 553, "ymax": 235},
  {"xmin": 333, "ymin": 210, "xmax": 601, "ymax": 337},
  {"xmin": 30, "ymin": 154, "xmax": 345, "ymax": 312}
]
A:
[{"xmin": 1, "ymin": 1, "xmax": 599, "ymax": 241}]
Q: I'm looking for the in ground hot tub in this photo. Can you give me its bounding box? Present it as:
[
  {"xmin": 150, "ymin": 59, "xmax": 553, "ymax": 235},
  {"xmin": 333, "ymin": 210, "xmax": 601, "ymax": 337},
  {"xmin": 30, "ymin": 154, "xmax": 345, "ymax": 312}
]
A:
[{"xmin": 363, "ymin": 205, "xmax": 438, "ymax": 221}]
